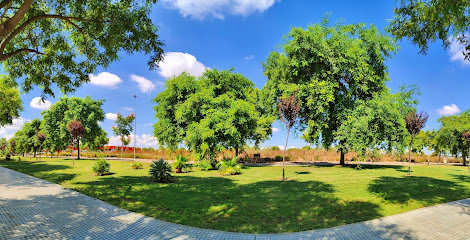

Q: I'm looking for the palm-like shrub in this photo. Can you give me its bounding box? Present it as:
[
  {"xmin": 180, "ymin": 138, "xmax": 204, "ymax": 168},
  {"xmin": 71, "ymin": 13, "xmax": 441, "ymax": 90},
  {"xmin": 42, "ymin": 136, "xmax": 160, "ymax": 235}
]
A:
[
  {"xmin": 131, "ymin": 162, "xmax": 143, "ymax": 169},
  {"xmin": 149, "ymin": 159, "xmax": 173, "ymax": 183},
  {"xmin": 217, "ymin": 157, "xmax": 242, "ymax": 175},
  {"xmin": 92, "ymin": 159, "xmax": 110, "ymax": 176},
  {"xmin": 172, "ymin": 155, "xmax": 189, "ymax": 173}
]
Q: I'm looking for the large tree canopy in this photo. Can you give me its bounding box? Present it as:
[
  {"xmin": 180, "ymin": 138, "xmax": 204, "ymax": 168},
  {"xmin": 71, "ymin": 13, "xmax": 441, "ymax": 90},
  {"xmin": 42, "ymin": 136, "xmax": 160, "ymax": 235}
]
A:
[
  {"xmin": 436, "ymin": 110, "xmax": 470, "ymax": 165},
  {"xmin": 12, "ymin": 118, "xmax": 42, "ymax": 155},
  {"xmin": 261, "ymin": 18, "xmax": 397, "ymax": 164},
  {"xmin": 0, "ymin": 0, "xmax": 164, "ymax": 97},
  {"xmin": 389, "ymin": 0, "xmax": 470, "ymax": 59},
  {"xmin": 154, "ymin": 69, "xmax": 274, "ymax": 160},
  {"xmin": 41, "ymin": 96, "xmax": 106, "ymax": 153}
]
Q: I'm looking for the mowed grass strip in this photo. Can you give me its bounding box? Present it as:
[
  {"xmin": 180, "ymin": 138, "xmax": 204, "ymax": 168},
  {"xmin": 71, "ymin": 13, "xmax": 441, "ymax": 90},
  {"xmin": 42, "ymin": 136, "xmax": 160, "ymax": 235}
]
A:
[{"xmin": 1, "ymin": 158, "xmax": 470, "ymax": 233}]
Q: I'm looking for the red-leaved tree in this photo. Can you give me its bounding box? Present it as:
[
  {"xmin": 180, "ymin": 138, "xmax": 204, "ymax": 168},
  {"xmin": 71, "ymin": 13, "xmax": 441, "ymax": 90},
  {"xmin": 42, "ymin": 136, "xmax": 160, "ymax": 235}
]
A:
[
  {"xmin": 405, "ymin": 111, "xmax": 428, "ymax": 175},
  {"xmin": 279, "ymin": 92, "xmax": 300, "ymax": 181},
  {"xmin": 67, "ymin": 120, "xmax": 85, "ymax": 165}
]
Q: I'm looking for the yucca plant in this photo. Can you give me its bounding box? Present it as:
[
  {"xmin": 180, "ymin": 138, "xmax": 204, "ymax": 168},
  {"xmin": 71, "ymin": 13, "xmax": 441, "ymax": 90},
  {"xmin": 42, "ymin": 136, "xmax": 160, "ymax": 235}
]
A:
[
  {"xmin": 149, "ymin": 159, "xmax": 173, "ymax": 183},
  {"xmin": 172, "ymin": 155, "xmax": 190, "ymax": 173},
  {"xmin": 217, "ymin": 157, "xmax": 242, "ymax": 175}
]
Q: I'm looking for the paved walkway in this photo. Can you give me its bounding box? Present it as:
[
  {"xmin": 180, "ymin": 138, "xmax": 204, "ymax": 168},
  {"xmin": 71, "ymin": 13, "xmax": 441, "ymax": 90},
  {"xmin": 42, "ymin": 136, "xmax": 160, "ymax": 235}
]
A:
[{"xmin": 2, "ymin": 167, "xmax": 470, "ymax": 240}]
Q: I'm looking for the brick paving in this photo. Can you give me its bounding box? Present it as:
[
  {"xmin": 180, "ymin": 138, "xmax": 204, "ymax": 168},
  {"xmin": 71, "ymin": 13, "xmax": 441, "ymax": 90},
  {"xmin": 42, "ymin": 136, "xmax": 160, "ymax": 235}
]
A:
[{"xmin": 2, "ymin": 166, "xmax": 470, "ymax": 239}]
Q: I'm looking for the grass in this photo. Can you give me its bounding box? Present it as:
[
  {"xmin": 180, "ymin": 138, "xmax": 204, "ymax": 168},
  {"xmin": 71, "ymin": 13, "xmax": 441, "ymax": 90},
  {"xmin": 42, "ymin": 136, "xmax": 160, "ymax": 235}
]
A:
[{"xmin": 1, "ymin": 157, "xmax": 470, "ymax": 233}]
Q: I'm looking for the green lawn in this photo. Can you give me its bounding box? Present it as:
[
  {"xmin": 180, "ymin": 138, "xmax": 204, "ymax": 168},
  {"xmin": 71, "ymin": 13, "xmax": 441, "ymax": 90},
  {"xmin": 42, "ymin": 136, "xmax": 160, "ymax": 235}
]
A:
[{"xmin": 1, "ymin": 158, "xmax": 470, "ymax": 233}]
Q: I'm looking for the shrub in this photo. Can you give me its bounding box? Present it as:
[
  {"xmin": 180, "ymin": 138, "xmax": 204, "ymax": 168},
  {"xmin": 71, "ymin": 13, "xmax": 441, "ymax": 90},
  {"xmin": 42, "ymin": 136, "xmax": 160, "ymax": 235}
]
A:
[
  {"xmin": 217, "ymin": 157, "xmax": 242, "ymax": 175},
  {"xmin": 196, "ymin": 160, "xmax": 212, "ymax": 171},
  {"xmin": 149, "ymin": 159, "xmax": 173, "ymax": 183},
  {"xmin": 5, "ymin": 153, "xmax": 11, "ymax": 161},
  {"xmin": 274, "ymin": 155, "xmax": 291, "ymax": 161},
  {"xmin": 131, "ymin": 162, "xmax": 143, "ymax": 169},
  {"xmin": 16, "ymin": 156, "xmax": 21, "ymax": 161},
  {"xmin": 172, "ymin": 155, "xmax": 189, "ymax": 173},
  {"xmin": 92, "ymin": 159, "xmax": 110, "ymax": 176},
  {"xmin": 271, "ymin": 146, "xmax": 280, "ymax": 150},
  {"xmin": 302, "ymin": 146, "xmax": 311, "ymax": 150}
]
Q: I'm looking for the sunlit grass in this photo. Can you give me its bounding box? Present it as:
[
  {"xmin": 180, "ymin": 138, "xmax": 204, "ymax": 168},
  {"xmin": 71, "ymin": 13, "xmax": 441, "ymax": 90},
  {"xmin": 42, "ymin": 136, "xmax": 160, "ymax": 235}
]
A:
[{"xmin": 1, "ymin": 157, "xmax": 470, "ymax": 233}]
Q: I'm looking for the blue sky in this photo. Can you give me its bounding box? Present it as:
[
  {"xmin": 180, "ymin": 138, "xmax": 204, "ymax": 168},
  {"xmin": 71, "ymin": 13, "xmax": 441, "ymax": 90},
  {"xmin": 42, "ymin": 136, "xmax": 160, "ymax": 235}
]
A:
[{"xmin": 1, "ymin": 0, "xmax": 469, "ymax": 150}]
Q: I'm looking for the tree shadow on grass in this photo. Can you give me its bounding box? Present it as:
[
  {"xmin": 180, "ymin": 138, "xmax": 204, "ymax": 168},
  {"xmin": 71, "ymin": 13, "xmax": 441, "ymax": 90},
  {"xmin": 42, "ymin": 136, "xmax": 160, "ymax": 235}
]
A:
[
  {"xmin": 368, "ymin": 176, "xmax": 470, "ymax": 205},
  {"xmin": 73, "ymin": 175, "xmax": 381, "ymax": 233},
  {"xmin": 0, "ymin": 160, "xmax": 75, "ymax": 184}
]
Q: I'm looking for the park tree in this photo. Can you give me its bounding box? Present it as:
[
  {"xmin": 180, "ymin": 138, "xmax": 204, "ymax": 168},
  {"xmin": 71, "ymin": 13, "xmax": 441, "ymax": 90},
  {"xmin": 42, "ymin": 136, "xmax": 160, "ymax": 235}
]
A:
[
  {"xmin": 8, "ymin": 138, "xmax": 16, "ymax": 154},
  {"xmin": 112, "ymin": 113, "xmax": 135, "ymax": 160},
  {"xmin": 42, "ymin": 96, "xmax": 106, "ymax": 156},
  {"xmin": 405, "ymin": 111, "xmax": 429, "ymax": 175},
  {"xmin": 154, "ymin": 69, "xmax": 274, "ymax": 166},
  {"xmin": 278, "ymin": 93, "xmax": 300, "ymax": 180},
  {"xmin": 67, "ymin": 120, "xmax": 85, "ymax": 163},
  {"xmin": 261, "ymin": 17, "xmax": 397, "ymax": 165},
  {"xmin": 36, "ymin": 132, "xmax": 45, "ymax": 161},
  {"xmin": 12, "ymin": 118, "xmax": 42, "ymax": 157},
  {"xmin": 0, "ymin": 0, "xmax": 164, "ymax": 98},
  {"xmin": 337, "ymin": 85, "xmax": 419, "ymax": 159},
  {"xmin": 389, "ymin": 0, "xmax": 470, "ymax": 60},
  {"xmin": 0, "ymin": 137, "xmax": 6, "ymax": 155},
  {"xmin": 437, "ymin": 110, "xmax": 470, "ymax": 166},
  {"xmin": 0, "ymin": 77, "xmax": 21, "ymax": 126}
]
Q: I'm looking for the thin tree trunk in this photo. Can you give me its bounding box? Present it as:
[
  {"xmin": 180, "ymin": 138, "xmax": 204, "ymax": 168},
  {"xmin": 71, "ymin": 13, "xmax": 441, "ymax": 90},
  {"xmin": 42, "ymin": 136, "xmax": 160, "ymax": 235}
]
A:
[
  {"xmin": 282, "ymin": 129, "xmax": 290, "ymax": 181},
  {"xmin": 235, "ymin": 147, "xmax": 239, "ymax": 157},
  {"xmin": 77, "ymin": 139, "xmax": 80, "ymax": 160},
  {"xmin": 468, "ymin": 145, "xmax": 470, "ymax": 173},
  {"xmin": 339, "ymin": 140, "xmax": 346, "ymax": 165},
  {"xmin": 121, "ymin": 141, "xmax": 123, "ymax": 161},
  {"xmin": 438, "ymin": 152, "xmax": 441, "ymax": 163},
  {"xmin": 408, "ymin": 139, "xmax": 412, "ymax": 176}
]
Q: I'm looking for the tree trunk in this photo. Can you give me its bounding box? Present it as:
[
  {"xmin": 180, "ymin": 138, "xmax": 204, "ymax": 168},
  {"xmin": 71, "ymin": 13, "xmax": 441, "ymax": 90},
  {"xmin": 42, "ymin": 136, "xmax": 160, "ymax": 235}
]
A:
[
  {"xmin": 468, "ymin": 145, "xmax": 470, "ymax": 173},
  {"xmin": 235, "ymin": 147, "xmax": 239, "ymax": 157},
  {"xmin": 282, "ymin": 129, "xmax": 290, "ymax": 181},
  {"xmin": 438, "ymin": 152, "xmax": 441, "ymax": 163},
  {"xmin": 464, "ymin": 155, "xmax": 467, "ymax": 166},
  {"xmin": 339, "ymin": 139, "xmax": 346, "ymax": 165},
  {"xmin": 77, "ymin": 139, "xmax": 80, "ymax": 160},
  {"xmin": 408, "ymin": 139, "xmax": 412, "ymax": 176},
  {"xmin": 121, "ymin": 142, "xmax": 123, "ymax": 161}
]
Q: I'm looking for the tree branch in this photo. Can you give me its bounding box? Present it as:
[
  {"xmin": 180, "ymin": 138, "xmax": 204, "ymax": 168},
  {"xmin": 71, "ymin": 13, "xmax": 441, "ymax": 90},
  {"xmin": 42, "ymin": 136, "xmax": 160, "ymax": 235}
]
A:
[
  {"xmin": 0, "ymin": 14, "xmax": 97, "ymax": 59},
  {"xmin": 0, "ymin": 48, "xmax": 43, "ymax": 60},
  {"xmin": 0, "ymin": 0, "xmax": 13, "ymax": 10},
  {"xmin": 0, "ymin": 0, "xmax": 34, "ymax": 38}
]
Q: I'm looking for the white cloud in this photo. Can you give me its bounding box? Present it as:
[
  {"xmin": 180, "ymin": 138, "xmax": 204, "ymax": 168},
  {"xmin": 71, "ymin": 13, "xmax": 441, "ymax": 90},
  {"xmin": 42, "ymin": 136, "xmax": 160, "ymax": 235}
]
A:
[
  {"xmin": 130, "ymin": 74, "xmax": 156, "ymax": 94},
  {"xmin": 448, "ymin": 37, "xmax": 470, "ymax": 65},
  {"xmin": 0, "ymin": 117, "xmax": 30, "ymax": 140},
  {"xmin": 271, "ymin": 127, "xmax": 279, "ymax": 132},
  {"xmin": 89, "ymin": 72, "xmax": 122, "ymax": 88},
  {"xmin": 244, "ymin": 55, "xmax": 255, "ymax": 60},
  {"xmin": 108, "ymin": 134, "xmax": 159, "ymax": 148},
  {"xmin": 437, "ymin": 104, "xmax": 460, "ymax": 116},
  {"xmin": 162, "ymin": 0, "xmax": 277, "ymax": 19},
  {"xmin": 277, "ymin": 145, "xmax": 297, "ymax": 151},
  {"xmin": 158, "ymin": 52, "xmax": 208, "ymax": 78},
  {"xmin": 30, "ymin": 97, "xmax": 52, "ymax": 110},
  {"xmin": 105, "ymin": 113, "xmax": 118, "ymax": 121},
  {"xmin": 124, "ymin": 107, "xmax": 133, "ymax": 112}
]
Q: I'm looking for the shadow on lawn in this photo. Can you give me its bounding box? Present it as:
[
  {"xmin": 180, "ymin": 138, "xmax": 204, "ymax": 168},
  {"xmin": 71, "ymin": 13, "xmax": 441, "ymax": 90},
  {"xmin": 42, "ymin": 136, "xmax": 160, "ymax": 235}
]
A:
[
  {"xmin": 74, "ymin": 175, "xmax": 381, "ymax": 233},
  {"xmin": 0, "ymin": 160, "xmax": 76, "ymax": 184},
  {"xmin": 369, "ymin": 176, "xmax": 470, "ymax": 205}
]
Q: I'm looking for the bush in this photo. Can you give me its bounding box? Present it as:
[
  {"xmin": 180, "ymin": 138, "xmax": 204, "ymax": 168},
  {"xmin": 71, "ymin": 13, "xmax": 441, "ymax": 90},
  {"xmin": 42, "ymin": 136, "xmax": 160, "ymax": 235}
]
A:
[
  {"xmin": 196, "ymin": 160, "xmax": 212, "ymax": 171},
  {"xmin": 302, "ymin": 146, "xmax": 311, "ymax": 150},
  {"xmin": 5, "ymin": 154, "xmax": 11, "ymax": 161},
  {"xmin": 131, "ymin": 162, "xmax": 143, "ymax": 169},
  {"xmin": 217, "ymin": 157, "xmax": 242, "ymax": 175},
  {"xmin": 270, "ymin": 146, "xmax": 280, "ymax": 150},
  {"xmin": 172, "ymin": 155, "xmax": 189, "ymax": 173},
  {"xmin": 274, "ymin": 155, "xmax": 291, "ymax": 161},
  {"xmin": 149, "ymin": 159, "xmax": 173, "ymax": 183},
  {"xmin": 92, "ymin": 159, "xmax": 110, "ymax": 176}
]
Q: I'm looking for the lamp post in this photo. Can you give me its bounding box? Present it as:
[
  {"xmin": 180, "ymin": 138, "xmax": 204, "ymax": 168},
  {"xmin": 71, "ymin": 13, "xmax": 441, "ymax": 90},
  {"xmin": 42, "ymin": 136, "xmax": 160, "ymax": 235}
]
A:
[{"xmin": 133, "ymin": 94, "xmax": 136, "ymax": 160}]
